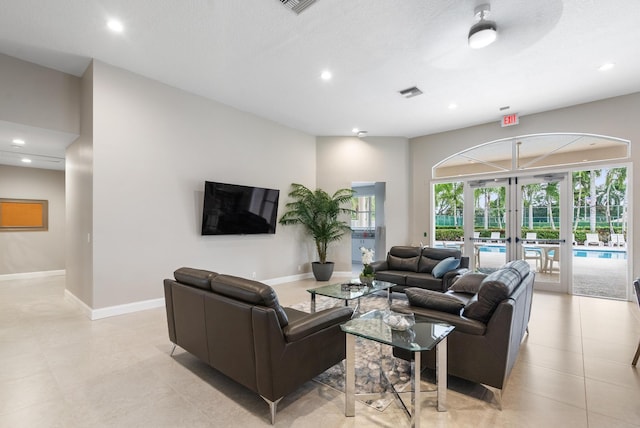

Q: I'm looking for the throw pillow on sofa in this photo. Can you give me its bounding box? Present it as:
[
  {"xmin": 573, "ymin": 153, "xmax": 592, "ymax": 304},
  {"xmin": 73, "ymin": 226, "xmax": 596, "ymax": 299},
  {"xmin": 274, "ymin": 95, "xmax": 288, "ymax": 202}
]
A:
[
  {"xmin": 431, "ymin": 257, "xmax": 461, "ymax": 278},
  {"xmin": 448, "ymin": 272, "xmax": 487, "ymax": 294},
  {"xmin": 405, "ymin": 288, "xmax": 465, "ymax": 314}
]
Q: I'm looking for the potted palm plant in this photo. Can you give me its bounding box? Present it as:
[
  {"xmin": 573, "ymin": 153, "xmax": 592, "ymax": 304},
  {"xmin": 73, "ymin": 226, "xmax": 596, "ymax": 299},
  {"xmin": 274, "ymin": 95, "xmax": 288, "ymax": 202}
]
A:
[{"xmin": 279, "ymin": 183, "xmax": 355, "ymax": 281}]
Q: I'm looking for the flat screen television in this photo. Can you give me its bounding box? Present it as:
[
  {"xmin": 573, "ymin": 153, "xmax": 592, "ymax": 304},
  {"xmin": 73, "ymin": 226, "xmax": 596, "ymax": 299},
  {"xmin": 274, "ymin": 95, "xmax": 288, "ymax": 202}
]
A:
[{"xmin": 201, "ymin": 181, "xmax": 280, "ymax": 235}]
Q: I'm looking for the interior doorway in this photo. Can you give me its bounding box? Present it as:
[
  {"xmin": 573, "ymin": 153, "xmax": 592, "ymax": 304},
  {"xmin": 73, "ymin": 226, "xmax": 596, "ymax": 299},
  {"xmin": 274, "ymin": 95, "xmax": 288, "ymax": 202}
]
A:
[{"xmin": 351, "ymin": 182, "xmax": 385, "ymax": 276}]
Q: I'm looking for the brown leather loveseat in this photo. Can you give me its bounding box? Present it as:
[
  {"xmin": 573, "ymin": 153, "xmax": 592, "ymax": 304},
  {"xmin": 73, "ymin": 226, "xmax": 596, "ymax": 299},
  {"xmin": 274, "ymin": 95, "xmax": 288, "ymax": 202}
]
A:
[
  {"xmin": 164, "ymin": 267, "xmax": 353, "ymax": 424},
  {"xmin": 371, "ymin": 246, "xmax": 470, "ymax": 293}
]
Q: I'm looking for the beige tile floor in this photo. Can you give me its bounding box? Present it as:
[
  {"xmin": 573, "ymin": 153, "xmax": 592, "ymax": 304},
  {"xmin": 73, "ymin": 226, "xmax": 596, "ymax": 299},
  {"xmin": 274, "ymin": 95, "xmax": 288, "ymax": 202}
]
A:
[{"xmin": 1, "ymin": 274, "xmax": 639, "ymax": 427}]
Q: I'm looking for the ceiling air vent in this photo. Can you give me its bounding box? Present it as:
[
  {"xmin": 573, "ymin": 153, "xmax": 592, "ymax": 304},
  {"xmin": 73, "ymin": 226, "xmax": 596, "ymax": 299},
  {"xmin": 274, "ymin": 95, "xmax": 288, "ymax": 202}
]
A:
[
  {"xmin": 279, "ymin": 0, "xmax": 317, "ymax": 14},
  {"xmin": 399, "ymin": 86, "xmax": 423, "ymax": 98}
]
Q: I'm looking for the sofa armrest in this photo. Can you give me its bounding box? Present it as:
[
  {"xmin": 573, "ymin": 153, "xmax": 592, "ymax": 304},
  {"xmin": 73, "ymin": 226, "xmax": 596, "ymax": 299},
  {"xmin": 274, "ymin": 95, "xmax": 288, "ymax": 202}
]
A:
[
  {"xmin": 391, "ymin": 303, "xmax": 486, "ymax": 335},
  {"xmin": 283, "ymin": 307, "xmax": 353, "ymax": 342},
  {"xmin": 370, "ymin": 260, "xmax": 388, "ymax": 272}
]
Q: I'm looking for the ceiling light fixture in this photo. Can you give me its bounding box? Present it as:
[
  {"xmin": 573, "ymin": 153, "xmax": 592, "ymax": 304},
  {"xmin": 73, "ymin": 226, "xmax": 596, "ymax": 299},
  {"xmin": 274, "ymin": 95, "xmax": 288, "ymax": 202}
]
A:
[
  {"xmin": 468, "ymin": 4, "xmax": 497, "ymax": 49},
  {"xmin": 357, "ymin": 131, "xmax": 368, "ymax": 138},
  {"xmin": 107, "ymin": 19, "xmax": 124, "ymax": 33},
  {"xmin": 21, "ymin": 158, "xmax": 32, "ymax": 164},
  {"xmin": 320, "ymin": 70, "xmax": 332, "ymax": 80},
  {"xmin": 598, "ymin": 62, "xmax": 615, "ymax": 71},
  {"xmin": 12, "ymin": 138, "xmax": 25, "ymax": 146}
]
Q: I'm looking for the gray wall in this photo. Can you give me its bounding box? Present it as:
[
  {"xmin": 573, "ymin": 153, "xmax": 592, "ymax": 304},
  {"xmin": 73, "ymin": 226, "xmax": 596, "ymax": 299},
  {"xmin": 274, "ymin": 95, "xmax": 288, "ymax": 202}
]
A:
[
  {"xmin": 0, "ymin": 53, "xmax": 79, "ymax": 133},
  {"xmin": 84, "ymin": 60, "xmax": 316, "ymax": 309},
  {"xmin": 0, "ymin": 165, "xmax": 65, "ymax": 274}
]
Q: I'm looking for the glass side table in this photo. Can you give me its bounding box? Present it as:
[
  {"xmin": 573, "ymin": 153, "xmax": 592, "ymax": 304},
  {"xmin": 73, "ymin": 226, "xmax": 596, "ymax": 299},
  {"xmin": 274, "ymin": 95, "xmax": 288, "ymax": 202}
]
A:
[
  {"xmin": 341, "ymin": 309, "xmax": 455, "ymax": 428},
  {"xmin": 307, "ymin": 280, "xmax": 395, "ymax": 316}
]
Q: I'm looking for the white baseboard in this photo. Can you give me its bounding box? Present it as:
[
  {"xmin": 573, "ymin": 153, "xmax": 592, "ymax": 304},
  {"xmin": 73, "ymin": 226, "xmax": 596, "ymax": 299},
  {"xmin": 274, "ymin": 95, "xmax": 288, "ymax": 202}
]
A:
[
  {"xmin": 263, "ymin": 272, "xmax": 313, "ymax": 285},
  {"xmin": 64, "ymin": 289, "xmax": 165, "ymax": 320},
  {"xmin": 0, "ymin": 270, "xmax": 66, "ymax": 281},
  {"xmin": 262, "ymin": 271, "xmax": 353, "ymax": 286}
]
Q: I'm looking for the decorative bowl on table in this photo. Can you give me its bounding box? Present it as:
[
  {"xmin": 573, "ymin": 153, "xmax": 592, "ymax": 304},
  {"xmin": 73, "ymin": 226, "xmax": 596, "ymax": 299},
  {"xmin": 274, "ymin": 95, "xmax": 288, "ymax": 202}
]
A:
[{"xmin": 382, "ymin": 310, "xmax": 415, "ymax": 331}]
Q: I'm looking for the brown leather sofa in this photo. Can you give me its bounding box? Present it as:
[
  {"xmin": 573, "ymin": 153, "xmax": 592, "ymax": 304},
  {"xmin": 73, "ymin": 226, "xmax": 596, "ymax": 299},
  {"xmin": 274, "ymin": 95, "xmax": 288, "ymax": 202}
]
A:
[
  {"xmin": 391, "ymin": 260, "xmax": 534, "ymax": 407},
  {"xmin": 164, "ymin": 267, "xmax": 353, "ymax": 424},
  {"xmin": 371, "ymin": 246, "xmax": 470, "ymax": 293}
]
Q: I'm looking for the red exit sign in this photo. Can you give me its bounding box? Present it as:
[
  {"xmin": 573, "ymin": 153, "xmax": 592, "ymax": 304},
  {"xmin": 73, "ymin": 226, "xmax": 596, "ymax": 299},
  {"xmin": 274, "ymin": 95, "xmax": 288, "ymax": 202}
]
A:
[{"xmin": 501, "ymin": 113, "xmax": 519, "ymax": 127}]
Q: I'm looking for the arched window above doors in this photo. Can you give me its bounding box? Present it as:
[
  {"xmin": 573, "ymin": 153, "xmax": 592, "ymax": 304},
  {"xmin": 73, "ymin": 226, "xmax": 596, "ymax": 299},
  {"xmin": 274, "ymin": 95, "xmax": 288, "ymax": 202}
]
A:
[{"xmin": 433, "ymin": 133, "xmax": 630, "ymax": 179}]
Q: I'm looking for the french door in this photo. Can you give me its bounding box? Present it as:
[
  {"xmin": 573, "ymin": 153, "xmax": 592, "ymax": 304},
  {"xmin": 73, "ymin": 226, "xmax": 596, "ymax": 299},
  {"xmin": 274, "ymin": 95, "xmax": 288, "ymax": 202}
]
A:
[{"xmin": 462, "ymin": 174, "xmax": 569, "ymax": 291}]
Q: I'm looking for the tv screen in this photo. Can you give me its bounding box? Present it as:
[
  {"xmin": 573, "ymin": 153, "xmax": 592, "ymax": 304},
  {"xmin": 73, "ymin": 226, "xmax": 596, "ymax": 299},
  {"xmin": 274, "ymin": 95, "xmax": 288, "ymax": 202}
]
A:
[{"xmin": 201, "ymin": 181, "xmax": 280, "ymax": 235}]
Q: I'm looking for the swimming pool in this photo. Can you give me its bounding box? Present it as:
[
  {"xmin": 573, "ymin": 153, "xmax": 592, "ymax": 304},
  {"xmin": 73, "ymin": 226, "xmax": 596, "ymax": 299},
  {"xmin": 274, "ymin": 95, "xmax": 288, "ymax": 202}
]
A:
[
  {"xmin": 573, "ymin": 249, "xmax": 627, "ymax": 260},
  {"xmin": 476, "ymin": 245, "xmax": 627, "ymax": 260}
]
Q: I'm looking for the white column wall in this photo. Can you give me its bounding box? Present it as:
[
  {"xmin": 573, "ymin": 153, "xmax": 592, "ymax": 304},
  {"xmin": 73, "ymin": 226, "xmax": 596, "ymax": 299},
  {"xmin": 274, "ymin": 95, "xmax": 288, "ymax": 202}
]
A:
[{"xmin": 316, "ymin": 136, "xmax": 410, "ymax": 271}]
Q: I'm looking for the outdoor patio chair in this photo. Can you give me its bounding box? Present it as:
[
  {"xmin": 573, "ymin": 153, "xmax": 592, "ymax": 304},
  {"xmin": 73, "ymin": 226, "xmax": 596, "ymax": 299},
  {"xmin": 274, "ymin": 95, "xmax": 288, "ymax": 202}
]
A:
[
  {"xmin": 633, "ymin": 278, "xmax": 640, "ymax": 366},
  {"xmin": 610, "ymin": 233, "xmax": 626, "ymax": 247},
  {"xmin": 544, "ymin": 247, "xmax": 560, "ymax": 273},
  {"xmin": 525, "ymin": 232, "xmax": 538, "ymax": 243},
  {"xmin": 522, "ymin": 245, "xmax": 543, "ymax": 271},
  {"xmin": 490, "ymin": 232, "xmax": 501, "ymax": 242},
  {"xmin": 584, "ymin": 233, "xmax": 603, "ymax": 246}
]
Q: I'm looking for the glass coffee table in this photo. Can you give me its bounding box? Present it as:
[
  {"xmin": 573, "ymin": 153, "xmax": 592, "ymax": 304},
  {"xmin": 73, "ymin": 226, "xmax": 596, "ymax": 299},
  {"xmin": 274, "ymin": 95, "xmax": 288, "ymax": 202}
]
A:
[
  {"xmin": 307, "ymin": 280, "xmax": 394, "ymax": 315},
  {"xmin": 341, "ymin": 310, "xmax": 455, "ymax": 428}
]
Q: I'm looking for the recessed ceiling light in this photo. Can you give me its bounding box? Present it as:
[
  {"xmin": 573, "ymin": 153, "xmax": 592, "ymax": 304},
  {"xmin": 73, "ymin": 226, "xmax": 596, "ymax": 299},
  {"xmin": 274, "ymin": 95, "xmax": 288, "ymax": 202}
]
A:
[
  {"xmin": 12, "ymin": 138, "xmax": 25, "ymax": 146},
  {"xmin": 107, "ymin": 19, "xmax": 124, "ymax": 33},
  {"xmin": 598, "ymin": 62, "xmax": 615, "ymax": 71},
  {"xmin": 352, "ymin": 128, "xmax": 359, "ymax": 133},
  {"xmin": 448, "ymin": 103, "xmax": 458, "ymax": 110},
  {"xmin": 320, "ymin": 70, "xmax": 332, "ymax": 80},
  {"xmin": 21, "ymin": 158, "xmax": 32, "ymax": 163}
]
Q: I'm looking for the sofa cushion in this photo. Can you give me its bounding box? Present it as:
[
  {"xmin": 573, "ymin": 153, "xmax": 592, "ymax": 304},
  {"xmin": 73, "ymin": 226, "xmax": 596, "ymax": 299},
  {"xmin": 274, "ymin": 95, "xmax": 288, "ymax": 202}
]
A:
[
  {"xmin": 422, "ymin": 247, "xmax": 461, "ymax": 260},
  {"xmin": 418, "ymin": 247, "xmax": 461, "ymax": 273},
  {"xmin": 417, "ymin": 257, "xmax": 439, "ymax": 273},
  {"xmin": 448, "ymin": 272, "xmax": 487, "ymax": 294},
  {"xmin": 389, "ymin": 246, "xmax": 422, "ymax": 258},
  {"xmin": 374, "ymin": 270, "xmax": 407, "ymax": 285},
  {"xmin": 501, "ymin": 259, "xmax": 530, "ymax": 282},
  {"xmin": 210, "ymin": 274, "xmax": 289, "ymax": 327},
  {"xmin": 432, "ymin": 257, "xmax": 461, "ymax": 278},
  {"xmin": 462, "ymin": 268, "xmax": 521, "ymax": 323},
  {"xmin": 405, "ymin": 288, "xmax": 465, "ymax": 314},
  {"xmin": 388, "ymin": 255, "xmax": 420, "ymax": 271},
  {"xmin": 174, "ymin": 267, "xmax": 218, "ymax": 291},
  {"xmin": 405, "ymin": 272, "xmax": 443, "ymax": 291}
]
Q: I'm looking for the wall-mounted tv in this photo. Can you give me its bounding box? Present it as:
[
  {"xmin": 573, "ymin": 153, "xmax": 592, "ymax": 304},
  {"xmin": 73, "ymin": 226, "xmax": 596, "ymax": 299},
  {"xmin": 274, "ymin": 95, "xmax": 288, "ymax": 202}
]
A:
[{"xmin": 201, "ymin": 181, "xmax": 280, "ymax": 235}]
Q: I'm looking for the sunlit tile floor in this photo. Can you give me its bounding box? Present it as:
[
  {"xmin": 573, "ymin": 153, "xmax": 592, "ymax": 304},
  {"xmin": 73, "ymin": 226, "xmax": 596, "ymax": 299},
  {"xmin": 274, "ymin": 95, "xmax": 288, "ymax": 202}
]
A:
[{"xmin": 1, "ymin": 274, "xmax": 639, "ymax": 427}]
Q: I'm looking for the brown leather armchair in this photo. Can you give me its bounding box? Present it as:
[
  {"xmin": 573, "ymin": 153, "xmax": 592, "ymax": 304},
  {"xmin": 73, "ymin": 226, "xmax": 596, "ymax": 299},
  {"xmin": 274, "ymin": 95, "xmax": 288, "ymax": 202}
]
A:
[{"xmin": 164, "ymin": 268, "xmax": 352, "ymax": 424}]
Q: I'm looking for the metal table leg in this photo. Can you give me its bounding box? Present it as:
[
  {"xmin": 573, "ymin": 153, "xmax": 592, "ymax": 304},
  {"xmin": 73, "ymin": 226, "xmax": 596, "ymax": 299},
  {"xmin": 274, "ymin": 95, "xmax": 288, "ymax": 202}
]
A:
[
  {"xmin": 310, "ymin": 292, "xmax": 316, "ymax": 313},
  {"xmin": 436, "ymin": 337, "xmax": 447, "ymax": 411},
  {"xmin": 345, "ymin": 334, "xmax": 355, "ymax": 417},
  {"xmin": 411, "ymin": 350, "xmax": 421, "ymax": 428}
]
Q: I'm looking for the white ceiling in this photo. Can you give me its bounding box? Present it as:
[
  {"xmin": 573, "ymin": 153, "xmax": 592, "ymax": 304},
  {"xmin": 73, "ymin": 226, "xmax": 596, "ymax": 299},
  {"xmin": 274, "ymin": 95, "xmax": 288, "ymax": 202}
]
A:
[{"xmin": 1, "ymin": 0, "xmax": 639, "ymax": 171}]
